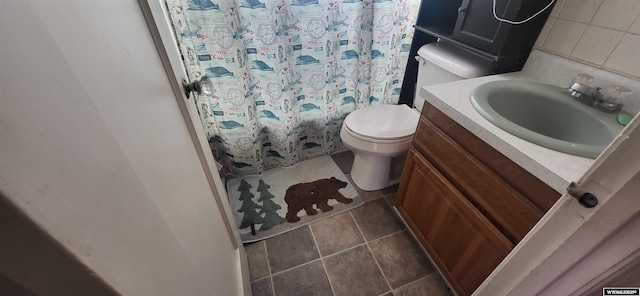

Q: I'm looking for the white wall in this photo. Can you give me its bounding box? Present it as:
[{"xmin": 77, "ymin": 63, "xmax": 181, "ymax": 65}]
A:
[
  {"xmin": 0, "ymin": 1, "xmax": 242, "ymax": 295},
  {"xmin": 0, "ymin": 195, "xmax": 115, "ymax": 295},
  {"xmin": 539, "ymin": 174, "xmax": 640, "ymax": 295}
]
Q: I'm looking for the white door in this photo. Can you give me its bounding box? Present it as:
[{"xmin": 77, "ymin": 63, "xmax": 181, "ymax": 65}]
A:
[
  {"xmin": 0, "ymin": 1, "xmax": 247, "ymax": 295},
  {"xmin": 475, "ymin": 114, "xmax": 640, "ymax": 295}
]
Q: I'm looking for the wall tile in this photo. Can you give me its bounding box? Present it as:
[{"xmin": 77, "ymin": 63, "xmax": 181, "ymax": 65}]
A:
[
  {"xmin": 536, "ymin": 17, "xmax": 556, "ymax": 47},
  {"xmin": 571, "ymin": 26, "xmax": 624, "ymax": 65},
  {"xmin": 604, "ymin": 33, "xmax": 640, "ymax": 77},
  {"xmin": 591, "ymin": 0, "xmax": 640, "ymax": 31},
  {"xmin": 542, "ymin": 19, "xmax": 587, "ymax": 55},
  {"xmin": 628, "ymin": 16, "xmax": 640, "ymax": 34},
  {"xmin": 558, "ymin": 0, "xmax": 603, "ymax": 23},
  {"xmin": 540, "ymin": 0, "xmax": 640, "ymax": 80},
  {"xmin": 550, "ymin": 0, "xmax": 567, "ymax": 18}
]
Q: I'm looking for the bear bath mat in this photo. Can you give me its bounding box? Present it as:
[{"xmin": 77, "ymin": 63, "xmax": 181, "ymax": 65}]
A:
[{"xmin": 226, "ymin": 156, "xmax": 362, "ymax": 243}]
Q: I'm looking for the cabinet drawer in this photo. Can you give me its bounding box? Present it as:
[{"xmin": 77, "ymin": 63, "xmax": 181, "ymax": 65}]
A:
[
  {"xmin": 413, "ymin": 117, "xmax": 542, "ymax": 243},
  {"xmin": 422, "ymin": 102, "xmax": 560, "ymax": 212},
  {"xmin": 397, "ymin": 148, "xmax": 513, "ymax": 296}
]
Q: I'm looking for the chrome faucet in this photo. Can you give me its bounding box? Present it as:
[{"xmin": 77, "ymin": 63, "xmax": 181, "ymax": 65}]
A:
[{"xmin": 565, "ymin": 82, "xmax": 623, "ymax": 113}]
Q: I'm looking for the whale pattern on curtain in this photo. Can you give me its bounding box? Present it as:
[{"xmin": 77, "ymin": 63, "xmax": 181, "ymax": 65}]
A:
[{"xmin": 166, "ymin": 0, "xmax": 419, "ymax": 174}]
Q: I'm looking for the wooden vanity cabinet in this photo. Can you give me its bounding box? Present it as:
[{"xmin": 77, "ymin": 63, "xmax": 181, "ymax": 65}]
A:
[
  {"xmin": 395, "ymin": 102, "xmax": 560, "ymax": 296},
  {"xmin": 399, "ymin": 148, "xmax": 513, "ymax": 296}
]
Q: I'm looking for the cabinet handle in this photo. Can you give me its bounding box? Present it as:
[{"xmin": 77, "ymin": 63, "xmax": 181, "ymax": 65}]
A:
[{"xmin": 458, "ymin": 6, "xmax": 465, "ymax": 14}]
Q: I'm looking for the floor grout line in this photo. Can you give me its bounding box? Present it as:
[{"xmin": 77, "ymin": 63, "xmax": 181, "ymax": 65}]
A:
[
  {"xmin": 366, "ymin": 228, "xmax": 406, "ymax": 245},
  {"xmin": 366, "ymin": 242, "xmax": 393, "ymax": 293},
  {"xmin": 269, "ymin": 276, "xmax": 275, "ymax": 296},
  {"xmin": 349, "ymin": 210, "xmax": 394, "ymax": 294},
  {"xmin": 390, "ymin": 272, "xmax": 439, "ymax": 294},
  {"xmin": 261, "ymin": 240, "xmax": 277, "ymax": 296},
  {"xmin": 320, "ymin": 241, "xmax": 366, "ymax": 259},
  {"xmin": 268, "ymin": 258, "xmax": 323, "ymax": 278},
  {"xmin": 382, "ymin": 193, "xmax": 395, "ymax": 207},
  {"xmin": 250, "ymin": 275, "xmax": 270, "ymax": 283},
  {"xmin": 309, "ymin": 224, "xmax": 337, "ymax": 296}
]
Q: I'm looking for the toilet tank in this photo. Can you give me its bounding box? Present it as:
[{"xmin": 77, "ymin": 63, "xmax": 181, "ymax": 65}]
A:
[{"xmin": 414, "ymin": 42, "xmax": 494, "ymax": 110}]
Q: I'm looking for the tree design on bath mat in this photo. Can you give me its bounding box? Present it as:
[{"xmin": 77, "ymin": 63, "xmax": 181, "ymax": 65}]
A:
[
  {"xmin": 256, "ymin": 179, "xmax": 286, "ymax": 230},
  {"xmin": 284, "ymin": 177, "xmax": 353, "ymax": 222},
  {"xmin": 237, "ymin": 179, "xmax": 263, "ymax": 235}
]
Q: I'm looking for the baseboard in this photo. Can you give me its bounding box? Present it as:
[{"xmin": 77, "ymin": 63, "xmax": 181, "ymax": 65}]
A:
[{"xmin": 236, "ymin": 246, "xmax": 252, "ymax": 296}]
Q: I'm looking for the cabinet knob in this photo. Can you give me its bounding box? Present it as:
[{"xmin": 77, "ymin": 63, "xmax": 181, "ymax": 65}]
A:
[
  {"xmin": 458, "ymin": 6, "xmax": 466, "ymax": 14},
  {"xmin": 567, "ymin": 182, "xmax": 598, "ymax": 208}
]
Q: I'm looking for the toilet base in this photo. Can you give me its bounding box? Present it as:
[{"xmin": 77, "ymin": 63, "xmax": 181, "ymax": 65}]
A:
[{"xmin": 350, "ymin": 152, "xmax": 407, "ymax": 191}]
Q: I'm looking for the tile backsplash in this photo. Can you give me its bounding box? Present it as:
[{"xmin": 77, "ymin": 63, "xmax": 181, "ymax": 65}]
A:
[
  {"xmin": 536, "ymin": 0, "xmax": 640, "ymax": 80},
  {"xmin": 523, "ymin": 50, "xmax": 640, "ymax": 114}
]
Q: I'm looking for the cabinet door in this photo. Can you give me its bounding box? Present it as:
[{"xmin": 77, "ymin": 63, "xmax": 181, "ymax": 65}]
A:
[
  {"xmin": 452, "ymin": 0, "xmax": 517, "ymax": 54},
  {"xmin": 396, "ymin": 148, "xmax": 513, "ymax": 296}
]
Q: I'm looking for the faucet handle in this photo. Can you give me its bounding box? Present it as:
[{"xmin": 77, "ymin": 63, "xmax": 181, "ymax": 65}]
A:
[
  {"xmin": 570, "ymin": 73, "xmax": 594, "ymax": 88},
  {"xmin": 602, "ymin": 86, "xmax": 630, "ymax": 105},
  {"xmin": 566, "ymin": 74, "xmax": 628, "ymax": 113},
  {"xmin": 570, "ymin": 82, "xmax": 590, "ymax": 93}
]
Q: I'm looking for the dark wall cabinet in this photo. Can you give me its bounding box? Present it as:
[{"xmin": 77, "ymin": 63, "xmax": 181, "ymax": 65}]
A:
[
  {"xmin": 453, "ymin": 0, "xmax": 514, "ymax": 53},
  {"xmin": 416, "ymin": 0, "xmax": 554, "ymax": 69},
  {"xmin": 398, "ymin": 0, "xmax": 554, "ymax": 105}
]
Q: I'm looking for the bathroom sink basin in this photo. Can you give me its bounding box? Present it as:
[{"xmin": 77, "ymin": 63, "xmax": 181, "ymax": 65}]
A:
[{"xmin": 471, "ymin": 80, "xmax": 623, "ymax": 158}]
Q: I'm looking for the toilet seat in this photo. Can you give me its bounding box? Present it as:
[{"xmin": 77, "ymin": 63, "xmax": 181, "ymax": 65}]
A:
[
  {"xmin": 344, "ymin": 104, "xmax": 419, "ymax": 141},
  {"xmin": 342, "ymin": 124, "xmax": 413, "ymax": 144}
]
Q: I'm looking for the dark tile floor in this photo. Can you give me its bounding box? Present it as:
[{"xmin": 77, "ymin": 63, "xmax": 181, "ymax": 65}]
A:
[{"xmin": 246, "ymin": 151, "xmax": 453, "ymax": 296}]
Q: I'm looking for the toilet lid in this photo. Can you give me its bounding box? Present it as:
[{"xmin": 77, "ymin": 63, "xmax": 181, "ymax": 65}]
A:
[{"xmin": 344, "ymin": 104, "xmax": 419, "ymax": 139}]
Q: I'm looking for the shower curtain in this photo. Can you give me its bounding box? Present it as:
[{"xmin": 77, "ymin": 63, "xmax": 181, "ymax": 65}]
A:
[{"xmin": 166, "ymin": 0, "xmax": 419, "ymax": 174}]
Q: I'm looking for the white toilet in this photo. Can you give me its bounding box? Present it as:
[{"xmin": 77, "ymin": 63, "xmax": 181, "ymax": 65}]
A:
[{"xmin": 340, "ymin": 42, "xmax": 494, "ymax": 191}]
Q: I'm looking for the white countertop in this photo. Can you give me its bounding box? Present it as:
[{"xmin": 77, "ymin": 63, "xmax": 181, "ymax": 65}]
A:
[{"xmin": 418, "ymin": 72, "xmax": 595, "ymax": 193}]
